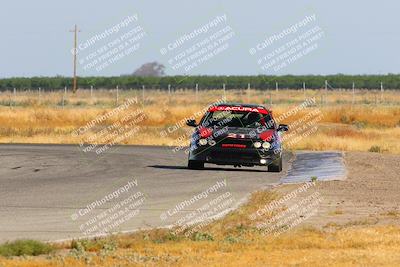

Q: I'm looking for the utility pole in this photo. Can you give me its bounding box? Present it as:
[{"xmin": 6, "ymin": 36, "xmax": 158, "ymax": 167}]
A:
[{"xmin": 70, "ymin": 25, "xmax": 81, "ymax": 93}]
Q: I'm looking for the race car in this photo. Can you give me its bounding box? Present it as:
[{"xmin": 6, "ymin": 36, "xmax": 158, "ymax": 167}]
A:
[{"xmin": 186, "ymin": 103, "xmax": 288, "ymax": 172}]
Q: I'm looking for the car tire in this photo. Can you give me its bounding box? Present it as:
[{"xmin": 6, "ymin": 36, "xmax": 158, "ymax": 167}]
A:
[
  {"xmin": 188, "ymin": 160, "xmax": 204, "ymax": 170},
  {"xmin": 268, "ymin": 156, "xmax": 282, "ymax": 172}
]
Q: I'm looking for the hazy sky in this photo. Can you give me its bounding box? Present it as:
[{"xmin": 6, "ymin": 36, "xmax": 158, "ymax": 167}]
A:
[{"xmin": 1, "ymin": 0, "xmax": 399, "ymax": 77}]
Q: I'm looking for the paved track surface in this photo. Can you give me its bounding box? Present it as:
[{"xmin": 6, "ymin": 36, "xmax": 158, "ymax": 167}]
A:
[
  {"xmin": 0, "ymin": 144, "xmax": 293, "ymax": 242},
  {"xmin": 281, "ymin": 151, "xmax": 347, "ymax": 183}
]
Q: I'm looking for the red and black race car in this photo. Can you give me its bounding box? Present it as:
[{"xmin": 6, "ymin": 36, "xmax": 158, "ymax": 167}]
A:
[{"xmin": 186, "ymin": 103, "xmax": 288, "ymax": 172}]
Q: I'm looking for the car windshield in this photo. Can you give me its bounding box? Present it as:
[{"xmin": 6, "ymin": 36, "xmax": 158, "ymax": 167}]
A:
[{"xmin": 202, "ymin": 110, "xmax": 275, "ymax": 129}]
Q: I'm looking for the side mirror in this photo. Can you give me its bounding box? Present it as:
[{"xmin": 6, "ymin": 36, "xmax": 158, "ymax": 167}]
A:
[
  {"xmin": 186, "ymin": 119, "xmax": 197, "ymax": 127},
  {"xmin": 277, "ymin": 124, "xmax": 289, "ymax": 132}
]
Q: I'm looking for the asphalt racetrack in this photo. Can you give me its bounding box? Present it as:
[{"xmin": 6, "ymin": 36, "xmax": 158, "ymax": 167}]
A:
[{"xmin": 0, "ymin": 144, "xmax": 344, "ymax": 242}]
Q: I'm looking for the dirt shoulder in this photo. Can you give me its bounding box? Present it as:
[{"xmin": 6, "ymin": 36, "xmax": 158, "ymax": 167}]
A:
[{"xmin": 277, "ymin": 151, "xmax": 400, "ymax": 228}]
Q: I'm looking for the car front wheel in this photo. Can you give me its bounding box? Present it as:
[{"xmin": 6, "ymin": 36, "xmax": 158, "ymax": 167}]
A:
[{"xmin": 268, "ymin": 156, "xmax": 282, "ymax": 172}]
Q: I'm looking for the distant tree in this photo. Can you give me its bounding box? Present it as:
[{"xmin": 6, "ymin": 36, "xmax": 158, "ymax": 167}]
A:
[{"xmin": 132, "ymin": 62, "xmax": 165, "ymax": 77}]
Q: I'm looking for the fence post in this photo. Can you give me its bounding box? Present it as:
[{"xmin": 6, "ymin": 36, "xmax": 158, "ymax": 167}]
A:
[
  {"xmin": 303, "ymin": 82, "xmax": 306, "ymax": 99},
  {"xmin": 324, "ymin": 80, "xmax": 328, "ymax": 105},
  {"xmin": 115, "ymin": 85, "xmax": 119, "ymax": 105},
  {"xmin": 275, "ymin": 82, "xmax": 278, "ymax": 92},
  {"xmin": 223, "ymin": 83, "xmax": 226, "ymax": 100},
  {"xmin": 380, "ymin": 82, "xmax": 384, "ymax": 103},
  {"xmin": 142, "ymin": 85, "xmax": 145, "ymax": 106},
  {"xmin": 247, "ymin": 83, "xmax": 250, "ymax": 103},
  {"xmin": 167, "ymin": 84, "xmax": 171, "ymax": 104},
  {"xmin": 90, "ymin": 85, "xmax": 93, "ymax": 99},
  {"xmin": 13, "ymin": 88, "xmax": 16, "ymax": 107},
  {"xmin": 195, "ymin": 83, "xmax": 199, "ymax": 103},
  {"xmin": 62, "ymin": 89, "xmax": 65, "ymax": 109},
  {"xmin": 270, "ymin": 90, "xmax": 272, "ymax": 106},
  {"xmin": 352, "ymin": 82, "xmax": 355, "ymax": 105}
]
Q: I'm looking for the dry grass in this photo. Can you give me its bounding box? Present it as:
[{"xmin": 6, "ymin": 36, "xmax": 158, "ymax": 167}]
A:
[
  {"xmin": 381, "ymin": 210, "xmax": 400, "ymax": 218},
  {"xmin": 328, "ymin": 209, "xmax": 344, "ymax": 216},
  {"xmin": 1, "ymin": 189, "xmax": 400, "ymax": 266},
  {"xmin": 1, "ymin": 89, "xmax": 399, "ymax": 153}
]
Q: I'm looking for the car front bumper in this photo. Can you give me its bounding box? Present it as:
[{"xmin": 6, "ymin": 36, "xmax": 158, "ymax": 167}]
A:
[{"xmin": 189, "ymin": 146, "xmax": 281, "ymax": 166}]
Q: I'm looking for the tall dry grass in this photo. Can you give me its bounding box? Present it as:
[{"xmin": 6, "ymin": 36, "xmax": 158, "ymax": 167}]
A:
[{"xmin": 0, "ymin": 89, "xmax": 399, "ymax": 153}]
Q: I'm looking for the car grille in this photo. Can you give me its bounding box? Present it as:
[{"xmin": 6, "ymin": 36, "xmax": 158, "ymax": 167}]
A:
[{"xmin": 210, "ymin": 149, "xmax": 259, "ymax": 160}]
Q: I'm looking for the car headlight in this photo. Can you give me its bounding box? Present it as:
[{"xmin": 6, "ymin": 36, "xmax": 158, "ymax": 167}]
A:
[
  {"xmin": 199, "ymin": 138, "xmax": 208, "ymax": 146},
  {"xmin": 253, "ymin": 141, "xmax": 262, "ymax": 148},
  {"xmin": 262, "ymin": 142, "xmax": 271, "ymax": 149}
]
